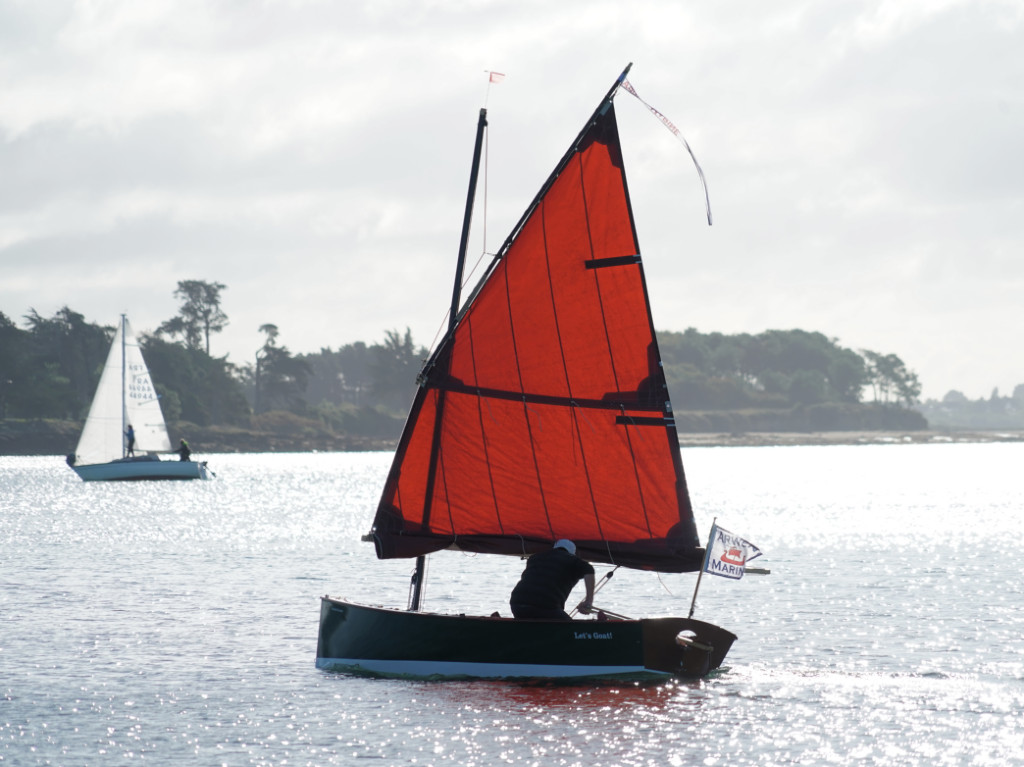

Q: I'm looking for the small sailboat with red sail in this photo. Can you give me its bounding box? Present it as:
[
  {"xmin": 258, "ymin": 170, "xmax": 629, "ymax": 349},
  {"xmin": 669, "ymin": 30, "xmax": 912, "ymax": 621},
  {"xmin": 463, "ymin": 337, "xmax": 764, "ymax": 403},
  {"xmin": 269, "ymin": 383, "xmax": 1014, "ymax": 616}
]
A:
[{"xmin": 317, "ymin": 65, "xmax": 737, "ymax": 681}]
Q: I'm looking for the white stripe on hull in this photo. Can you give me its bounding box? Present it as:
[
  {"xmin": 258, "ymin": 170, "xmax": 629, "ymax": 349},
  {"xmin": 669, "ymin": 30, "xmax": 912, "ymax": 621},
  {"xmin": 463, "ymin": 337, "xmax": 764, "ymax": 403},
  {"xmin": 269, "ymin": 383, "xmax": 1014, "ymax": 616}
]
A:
[
  {"xmin": 73, "ymin": 460, "xmax": 209, "ymax": 481},
  {"xmin": 315, "ymin": 657, "xmax": 669, "ymax": 681}
]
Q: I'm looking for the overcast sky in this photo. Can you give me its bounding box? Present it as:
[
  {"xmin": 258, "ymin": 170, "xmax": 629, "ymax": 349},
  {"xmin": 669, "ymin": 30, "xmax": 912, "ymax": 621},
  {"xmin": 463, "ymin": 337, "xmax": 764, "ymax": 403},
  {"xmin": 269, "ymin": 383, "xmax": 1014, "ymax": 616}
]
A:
[{"xmin": 2, "ymin": 0, "xmax": 1021, "ymax": 401}]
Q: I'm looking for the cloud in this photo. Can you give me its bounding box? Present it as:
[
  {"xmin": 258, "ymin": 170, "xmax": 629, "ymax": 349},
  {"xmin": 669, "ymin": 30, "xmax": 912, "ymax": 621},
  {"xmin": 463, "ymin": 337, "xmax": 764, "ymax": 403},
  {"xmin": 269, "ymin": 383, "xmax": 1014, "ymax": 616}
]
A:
[{"xmin": 2, "ymin": 0, "xmax": 1023, "ymax": 400}]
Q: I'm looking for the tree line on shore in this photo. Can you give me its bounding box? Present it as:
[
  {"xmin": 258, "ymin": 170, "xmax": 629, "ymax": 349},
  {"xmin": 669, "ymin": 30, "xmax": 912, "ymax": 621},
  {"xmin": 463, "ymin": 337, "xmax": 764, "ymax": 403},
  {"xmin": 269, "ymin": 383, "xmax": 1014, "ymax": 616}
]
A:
[
  {"xmin": 657, "ymin": 327, "xmax": 921, "ymax": 410},
  {"xmin": 1, "ymin": 280, "xmax": 931, "ymax": 443},
  {"xmin": 916, "ymin": 386, "xmax": 1024, "ymax": 430}
]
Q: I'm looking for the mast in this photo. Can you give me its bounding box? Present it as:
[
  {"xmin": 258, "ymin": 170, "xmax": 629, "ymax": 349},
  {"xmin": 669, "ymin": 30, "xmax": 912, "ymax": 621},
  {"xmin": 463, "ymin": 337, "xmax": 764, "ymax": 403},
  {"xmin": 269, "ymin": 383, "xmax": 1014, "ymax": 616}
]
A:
[
  {"xmin": 409, "ymin": 106, "xmax": 489, "ymax": 611},
  {"xmin": 120, "ymin": 314, "xmax": 127, "ymax": 459},
  {"xmin": 452, "ymin": 63, "xmax": 632, "ymax": 322}
]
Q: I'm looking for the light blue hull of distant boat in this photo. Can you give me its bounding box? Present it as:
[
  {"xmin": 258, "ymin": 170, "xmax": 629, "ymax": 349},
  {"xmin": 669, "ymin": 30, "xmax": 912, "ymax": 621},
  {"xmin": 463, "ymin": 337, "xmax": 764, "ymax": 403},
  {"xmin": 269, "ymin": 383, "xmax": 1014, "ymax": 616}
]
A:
[{"xmin": 71, "ymin": 456, "xmax": 211, "ymax": 482}]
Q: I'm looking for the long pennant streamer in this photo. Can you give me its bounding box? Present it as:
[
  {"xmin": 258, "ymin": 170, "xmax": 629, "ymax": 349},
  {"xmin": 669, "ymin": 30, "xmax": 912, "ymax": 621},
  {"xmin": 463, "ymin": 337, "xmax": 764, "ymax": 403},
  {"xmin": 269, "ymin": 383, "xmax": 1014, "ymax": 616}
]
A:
[{"xmin": 621, "ymin": 79, "xmax": 712, "ymax": 226}]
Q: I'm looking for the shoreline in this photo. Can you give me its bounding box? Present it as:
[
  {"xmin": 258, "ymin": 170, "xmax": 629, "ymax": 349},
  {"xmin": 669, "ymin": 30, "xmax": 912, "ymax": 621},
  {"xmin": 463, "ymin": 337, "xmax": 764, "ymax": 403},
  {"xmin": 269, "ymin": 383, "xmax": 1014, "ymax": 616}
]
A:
[
  {"xmin": 675, "ymin": 429, "xmax": 1024, "ymax": 448},
  {"xmin": 4, "ymin": 417, "xmax": 1022, "ymax": 456},
  {"xmin": 5, "ymin": 430, "xmax": 1023, "ymax": 457}
]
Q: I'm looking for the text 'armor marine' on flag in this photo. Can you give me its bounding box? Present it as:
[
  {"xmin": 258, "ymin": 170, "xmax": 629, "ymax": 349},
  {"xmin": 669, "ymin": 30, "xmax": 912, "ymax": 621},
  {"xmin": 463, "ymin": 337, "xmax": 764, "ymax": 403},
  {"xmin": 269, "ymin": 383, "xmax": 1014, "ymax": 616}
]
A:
[{"xmin": 704, "ymin": 523, "xmax": 763, "ymax": 580}]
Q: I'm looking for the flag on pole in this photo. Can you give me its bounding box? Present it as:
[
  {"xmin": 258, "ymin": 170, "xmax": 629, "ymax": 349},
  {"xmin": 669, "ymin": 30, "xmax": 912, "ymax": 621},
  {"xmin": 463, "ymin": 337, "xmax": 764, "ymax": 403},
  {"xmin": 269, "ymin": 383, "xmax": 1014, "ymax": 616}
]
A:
[
  {"xmin": 703, "ymin": 523, "xmax": 763, "ymax": 580},
  {"xmin": 488, "ymin": 71, "xmax": 505, "ymax": 83}
]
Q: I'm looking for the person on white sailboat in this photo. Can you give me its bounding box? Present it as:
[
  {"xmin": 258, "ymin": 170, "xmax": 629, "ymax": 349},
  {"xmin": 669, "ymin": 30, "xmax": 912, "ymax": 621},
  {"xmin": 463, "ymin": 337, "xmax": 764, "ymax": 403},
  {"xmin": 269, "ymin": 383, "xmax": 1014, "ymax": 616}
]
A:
[
  {"xmin": 176, "ymin": 439, "xmax": 191, "ymax": 462},
  {"xmin": 509, "ymin": 540, "xmax": 595, "ymax": 620},
  {"xmin": 125, "ymin": 424, "xmax": 135, "ymax": 457}
]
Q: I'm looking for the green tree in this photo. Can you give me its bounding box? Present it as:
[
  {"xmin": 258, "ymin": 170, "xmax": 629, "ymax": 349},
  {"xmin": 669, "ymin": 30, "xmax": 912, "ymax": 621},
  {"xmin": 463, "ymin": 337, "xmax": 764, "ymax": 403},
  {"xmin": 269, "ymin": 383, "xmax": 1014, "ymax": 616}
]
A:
[
  {"xmin": 370, "ymin": 328, "xmax": 426, "ymax": 412},
  {"xmin": 251, "ymin": 324, "xmax": 312, "ymax": 415},
  {"xmin": 300, "ymin": 342, "xmax": 375, "ymax": 407},
  {"xmin": 154, "ymin": 316, "xmax": 190, "ymax": 347},
  {"xmin": 862, "ymin": 351, "xmax": 921, "ymax": 406},
  {"xmin": 827, "ymin": 349, "xmax": 869, "ymax": 403},
  {"xmin": 141, "ymin": 334, "xmax": 250, "ymax": 426},
  {"xmin": 658, "ymin": 328, "xmax": 710, "ymax": 369},
  {"xmin": 253, "ymin": 324, "xmax": 277, "ymax": 414},
  {"xmin": 0, "ymin": 311, "xmax": 28, "ymax": 418},
  {"xmin": 22, "ymin": 307, "xmax": 111, "ymax": 418},
  {"xmin": 788, "ymin": 369, "xmax": 829, "ymax": 405},
  {"xmin": 658, "ymin": 328, "xmax": 874, "ymax": 409},
  {"xmin": 158, "ymin": 280, "xmax": 228, "ymax": 354}
]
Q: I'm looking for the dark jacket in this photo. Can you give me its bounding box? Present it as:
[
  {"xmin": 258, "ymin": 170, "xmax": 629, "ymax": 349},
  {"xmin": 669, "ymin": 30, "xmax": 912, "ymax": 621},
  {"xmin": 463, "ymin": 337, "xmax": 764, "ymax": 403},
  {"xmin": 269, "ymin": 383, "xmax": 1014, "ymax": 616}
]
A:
[{"xmin": 510, "ymin": 548, "xmax": 594, "ymax": 611}]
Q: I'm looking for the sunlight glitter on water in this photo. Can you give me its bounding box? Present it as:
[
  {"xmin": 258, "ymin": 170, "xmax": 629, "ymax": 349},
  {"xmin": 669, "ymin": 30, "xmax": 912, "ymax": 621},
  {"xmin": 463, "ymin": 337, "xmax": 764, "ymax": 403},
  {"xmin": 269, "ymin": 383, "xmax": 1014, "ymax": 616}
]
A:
[{"xmin": 3, "ymin": 443, "xmax": 1024, "ymax": 766}]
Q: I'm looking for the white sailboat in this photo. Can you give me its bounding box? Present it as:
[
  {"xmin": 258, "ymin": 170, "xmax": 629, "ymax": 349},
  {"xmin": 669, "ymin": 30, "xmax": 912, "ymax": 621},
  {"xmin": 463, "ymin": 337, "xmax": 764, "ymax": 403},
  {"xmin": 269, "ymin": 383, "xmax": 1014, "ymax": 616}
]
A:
[{"xmin": 67, "ymin": 314, "xmax": 211, "ymax": 481}]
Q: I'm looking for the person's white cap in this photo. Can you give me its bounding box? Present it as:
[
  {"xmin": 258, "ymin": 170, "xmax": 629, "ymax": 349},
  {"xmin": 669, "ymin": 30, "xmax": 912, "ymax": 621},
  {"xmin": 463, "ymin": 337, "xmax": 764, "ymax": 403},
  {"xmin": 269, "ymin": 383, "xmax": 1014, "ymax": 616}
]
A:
[{"xmin": 553, "ymin": 539, "xmax": 576, "ymax": 555}]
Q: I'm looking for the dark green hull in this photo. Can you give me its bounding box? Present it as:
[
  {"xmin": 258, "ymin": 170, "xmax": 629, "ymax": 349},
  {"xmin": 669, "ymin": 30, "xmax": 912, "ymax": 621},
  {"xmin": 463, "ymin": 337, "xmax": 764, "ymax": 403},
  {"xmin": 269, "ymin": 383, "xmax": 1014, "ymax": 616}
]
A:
[{"xmin": 316, "ymin": 597, "xmax": 736, "ymax": 681}]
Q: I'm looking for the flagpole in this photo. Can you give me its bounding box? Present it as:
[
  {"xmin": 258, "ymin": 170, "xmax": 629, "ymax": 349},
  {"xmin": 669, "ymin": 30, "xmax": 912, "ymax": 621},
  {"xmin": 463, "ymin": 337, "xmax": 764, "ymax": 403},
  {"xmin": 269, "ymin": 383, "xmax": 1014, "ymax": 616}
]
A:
[{"xmin": 688, "ymin": 518, "xmax": 717, "ymax": 619}]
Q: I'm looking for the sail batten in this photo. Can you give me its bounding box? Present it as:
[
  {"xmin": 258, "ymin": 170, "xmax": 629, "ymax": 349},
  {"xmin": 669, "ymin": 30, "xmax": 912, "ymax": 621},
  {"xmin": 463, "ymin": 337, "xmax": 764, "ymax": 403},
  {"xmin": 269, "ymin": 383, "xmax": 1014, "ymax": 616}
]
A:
[
  {"xmin": 371, "ymin": 94, "xmax": 703, "ymax": 574},
  {"xmin": 429, "ymin": 382, "xmax": 667, "ymax": 412},
  {"xmin": 585, "ymin": 255, "xmax": 642, "ymax": 269}
]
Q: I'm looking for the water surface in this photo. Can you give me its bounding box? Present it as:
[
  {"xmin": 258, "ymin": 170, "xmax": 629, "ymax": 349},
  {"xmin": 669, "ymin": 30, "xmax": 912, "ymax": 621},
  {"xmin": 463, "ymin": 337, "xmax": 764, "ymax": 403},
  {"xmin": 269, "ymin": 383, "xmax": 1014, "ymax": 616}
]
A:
[{"xmin": 2, "ymin": 444, "xmax": 1022, "ymax": 765}]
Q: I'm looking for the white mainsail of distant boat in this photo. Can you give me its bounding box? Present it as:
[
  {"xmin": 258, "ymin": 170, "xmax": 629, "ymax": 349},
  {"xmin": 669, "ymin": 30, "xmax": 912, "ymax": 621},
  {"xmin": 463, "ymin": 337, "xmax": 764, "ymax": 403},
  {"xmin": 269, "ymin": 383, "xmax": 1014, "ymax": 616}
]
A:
[{"xmin": 68, "ymin": 315, "xmax": 210, "ymax": 481}]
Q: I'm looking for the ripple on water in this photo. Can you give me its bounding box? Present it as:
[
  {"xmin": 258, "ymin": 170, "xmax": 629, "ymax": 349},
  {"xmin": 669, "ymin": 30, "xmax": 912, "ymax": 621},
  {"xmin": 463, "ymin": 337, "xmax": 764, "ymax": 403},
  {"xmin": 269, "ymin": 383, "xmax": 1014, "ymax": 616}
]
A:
[{"xmin": 2, "ymin": 445, "xmax": 1023, "ymax": 766}]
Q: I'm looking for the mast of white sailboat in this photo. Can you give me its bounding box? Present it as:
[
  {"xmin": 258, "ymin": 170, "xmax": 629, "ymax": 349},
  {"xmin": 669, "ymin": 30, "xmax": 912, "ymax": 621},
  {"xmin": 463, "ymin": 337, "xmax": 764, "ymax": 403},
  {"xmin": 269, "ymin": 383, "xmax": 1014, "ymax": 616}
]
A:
[
  {"xmin": 120, "ymin": 314, "xmax": 127, "ymax": 459},
  {"xmin": 409, "ymin": 106, "xmax": 489, "ymax": 612}
]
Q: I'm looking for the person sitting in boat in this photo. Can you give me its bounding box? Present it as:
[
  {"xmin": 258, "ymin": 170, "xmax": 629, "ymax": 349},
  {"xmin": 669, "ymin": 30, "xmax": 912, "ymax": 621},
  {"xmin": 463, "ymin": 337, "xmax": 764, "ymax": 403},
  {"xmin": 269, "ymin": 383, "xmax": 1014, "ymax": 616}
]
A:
[
  {"xmin": 125, "ymin": 424, "xmax": 135, "ymax": 457},
  {"xmin": 509, "ymin": 539, "xmax": 595, "ymax": 620},
  {"xmin": 176, "ymin": 439, "xmax": 191, "ymax": 462}
]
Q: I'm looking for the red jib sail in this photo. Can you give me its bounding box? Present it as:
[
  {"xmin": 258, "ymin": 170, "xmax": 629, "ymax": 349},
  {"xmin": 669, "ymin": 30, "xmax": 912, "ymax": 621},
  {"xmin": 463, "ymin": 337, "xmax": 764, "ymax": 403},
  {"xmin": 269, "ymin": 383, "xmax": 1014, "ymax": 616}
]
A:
[{"xmin": 370, "ymin": 98, "xmax": 703, "ymax": 573}]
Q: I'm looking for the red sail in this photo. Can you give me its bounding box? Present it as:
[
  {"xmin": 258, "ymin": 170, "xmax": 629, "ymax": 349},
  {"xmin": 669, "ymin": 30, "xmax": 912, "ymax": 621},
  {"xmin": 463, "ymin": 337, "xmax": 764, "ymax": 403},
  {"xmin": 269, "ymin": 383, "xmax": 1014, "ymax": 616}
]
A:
[{"xmin": 371, "ymin": 102, "xmax": 703, "ymax": 573}]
